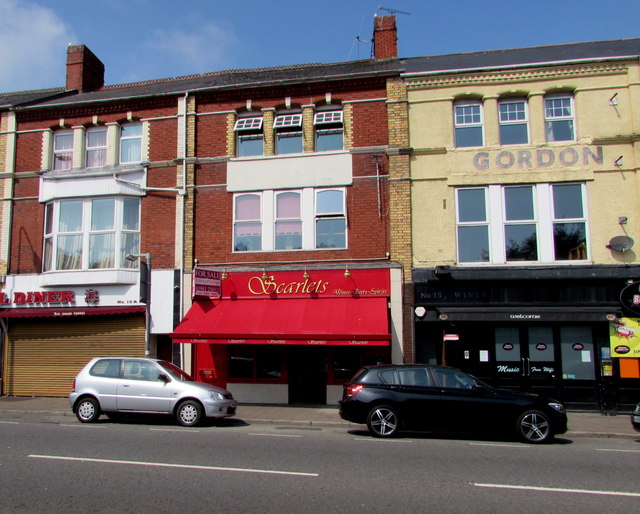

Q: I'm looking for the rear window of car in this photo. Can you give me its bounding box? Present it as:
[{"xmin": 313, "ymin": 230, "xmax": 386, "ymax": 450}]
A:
[
  {"xmin": 90, "ymin": 359, "xmax": 121, "ymax": 378},
  {"xmin": 398, "ymin": 368, "xmax": 432, "ymax": 386}
]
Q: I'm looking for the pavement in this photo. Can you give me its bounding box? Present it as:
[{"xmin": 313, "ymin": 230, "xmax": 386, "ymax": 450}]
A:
[{"xmin": 0, "ymin": 396, "xmax": 638, "ymax": 439}]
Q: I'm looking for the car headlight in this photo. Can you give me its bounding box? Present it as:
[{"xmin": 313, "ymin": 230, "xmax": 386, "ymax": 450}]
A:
[
  {"xmin": 548, "ymin": 402, "xmax": 565, "ymax": 413},
  {"xmin": 208, "ymin": 391, "xmax": 224, "ymax": 400}
]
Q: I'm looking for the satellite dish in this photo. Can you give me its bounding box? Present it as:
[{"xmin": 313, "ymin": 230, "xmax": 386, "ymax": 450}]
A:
[{"xmin": 607, "ymin": 235, "xmax": 634, "ymax": 252}]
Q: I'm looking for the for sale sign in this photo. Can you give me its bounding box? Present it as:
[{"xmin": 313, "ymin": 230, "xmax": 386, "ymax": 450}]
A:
[{"xmin": 193, "ymin": 267, "xmax": 221, "ymax": 299}]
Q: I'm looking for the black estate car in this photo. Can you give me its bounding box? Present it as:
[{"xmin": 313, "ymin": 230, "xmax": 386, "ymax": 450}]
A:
[{"xmin": 339, "ymin": 364, "xmax": 567, "ymax": 443}]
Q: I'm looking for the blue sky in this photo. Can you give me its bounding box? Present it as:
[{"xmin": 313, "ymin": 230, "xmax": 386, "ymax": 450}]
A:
[{"xmin": 2, "ymin": 0, "xmax": 640, "ymax": 93}]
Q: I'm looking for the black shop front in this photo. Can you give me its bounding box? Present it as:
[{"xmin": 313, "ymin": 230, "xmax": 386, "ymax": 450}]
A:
[{"xmin": 413, "ymin": 265, "xmax": 640, "ymax": 411}]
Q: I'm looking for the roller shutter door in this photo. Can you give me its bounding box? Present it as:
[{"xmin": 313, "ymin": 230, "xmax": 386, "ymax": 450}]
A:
[{"xmin": 3, "ymin": 315, "xmax": 145, "ymax": 397}]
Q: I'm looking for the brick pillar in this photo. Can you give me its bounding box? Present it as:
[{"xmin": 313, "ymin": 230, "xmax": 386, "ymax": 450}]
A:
[
  {"xmin": 263, "ymin": 109, "xmax": 275, "ymax": 156},
  {"xmin": 302, "ymin": 105, "xmax": 315, "ymax": 152},
  {"xmin": 386, "ymin": 77, "xmax": 414, "ymax": 363}
]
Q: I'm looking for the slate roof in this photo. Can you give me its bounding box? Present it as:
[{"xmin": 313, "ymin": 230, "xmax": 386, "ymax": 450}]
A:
[
  {"xmin": 4, "ymin": 37, "xmax": 640, "ymax": 111},
  {"xmin": 12, "ymin": 59, "xmax": 405, "ymax": 110},
  {"xmin": 404, "ymin": 38, "xmax": 640, "ymax": 75},
  {"xmin": 0, "ymin": 88, "xmax": 66, "ymax": 109}
]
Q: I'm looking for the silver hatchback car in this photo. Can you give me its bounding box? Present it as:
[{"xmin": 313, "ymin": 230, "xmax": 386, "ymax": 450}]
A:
[{"xmin": 69, "ymin": 357, "xmax": 237, "ymax": 427}]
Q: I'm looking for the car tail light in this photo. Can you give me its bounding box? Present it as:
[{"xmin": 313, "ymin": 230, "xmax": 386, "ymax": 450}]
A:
[{"xmin": 344, "ymin": 384, "xmax": 364, "ymax": 399}]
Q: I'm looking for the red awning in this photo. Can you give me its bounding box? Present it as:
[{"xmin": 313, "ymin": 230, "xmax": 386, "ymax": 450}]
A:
[
  {"xmin": 172, "ymin": 297, "xmax": 390, "ymax": 346},
  {"xmin": 0, "ymin": 306, "xmax": 146, "ymax": 318}
]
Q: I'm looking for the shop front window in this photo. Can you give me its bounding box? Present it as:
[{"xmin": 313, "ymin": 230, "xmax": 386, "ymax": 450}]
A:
[{"xmin": 228, "ymin": 346, "xmax": 283, "ymax": 381}]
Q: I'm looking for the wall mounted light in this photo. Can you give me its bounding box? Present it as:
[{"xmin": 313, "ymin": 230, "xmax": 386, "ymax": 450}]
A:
[
  {"xmin": 344, "ymin": 265, "xmax": 351, "ymax": 278},
  {"xmin": 262, "ymin": 269, "xmax": 268, "ymax": 280},
  {"xmin": 614, "ymin": 156, "xmax": 623, "ymax": 167},
  {"xmin": 221, "ymin": 269, "xmax": 228, "ymax": 280},
  {"xmin": 303, "ymin": 267, "xmax": 310, "ymax": 280},
  {"xmin": 610, "ymin": 93, "xmax": 618, "ymax": 106},
  {"xmin": 619, "ymin": 216, "xmax": 628, "ymax": 225}
]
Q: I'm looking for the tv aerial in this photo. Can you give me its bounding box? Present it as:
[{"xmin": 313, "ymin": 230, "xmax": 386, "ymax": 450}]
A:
[{"xmin": 377, "ymin": 5, "xmax": 411, "ymax": 16}]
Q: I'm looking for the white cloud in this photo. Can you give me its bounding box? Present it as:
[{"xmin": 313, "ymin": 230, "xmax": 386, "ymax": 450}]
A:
[
  {"xmin": 0, "ymin": 0, "xmax": 76, "ymax": 92},
  {"xmin": 140, "ymin": 21, "xmax": 239, "ymax": 78}
]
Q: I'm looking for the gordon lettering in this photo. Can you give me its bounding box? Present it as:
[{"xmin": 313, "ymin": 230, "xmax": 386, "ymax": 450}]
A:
[{"xmin": 473, "ymin": 146, "xmax": 603, "ymax": 171}]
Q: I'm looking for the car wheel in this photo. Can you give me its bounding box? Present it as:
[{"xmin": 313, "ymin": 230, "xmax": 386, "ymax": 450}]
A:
[
  {"xmin": 176, "ymin": 400, "xmax": 203, "ymax": 427},
  {"xmin": 75, "ymin": 397, "xmax": 100, "ymax": 423},
  {"xmin": 366, "ymin": 405, "xmax": 400, "ymax": 437},
  {"xmin": 516, "ymin": 410, "xmax": 552, "ymax": 443}
]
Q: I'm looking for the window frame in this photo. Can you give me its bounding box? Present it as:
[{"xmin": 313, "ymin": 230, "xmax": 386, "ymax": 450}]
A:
[
  {"xmin": 43, "ymin": 196, "xmax": 141, "ymax": 272},
  {"xmin": 455, "ymin": 183, "xmax": 588, "ymax": 265},
  {"xmin": 53, "ymin": 130, "xmax": 74, "ymax": 171},
  {"xmin": 314, "ymin": 110, "xmax": 344, "ymax": 151},
  {"xmin": 119, "ymin": 122, "xmax": 142, "ymax": 164},
  {"xmin": 85, "ymin": 127, "xmax": 107, "ymax": 168},
  {"xmin": 232, "ymin": 188, "xmax": 347, "ymax": 253},
  {"xmin": 454, "ymin": 100, "xmax": 484, "ymax": 148},
  {"xmin": 544, "ymin": 93, "xmax": 576, "ymax": 142},
  {"xmin": 498, "ymin": 98, "xmax": 529, "ymax": 145},
  {"xmin": 274, "ymin": 113, "xmax": 303, "ymax": 154},
  {"xmin": 234, "ymin": 116, "xmax": 264, "ymax": 157}
]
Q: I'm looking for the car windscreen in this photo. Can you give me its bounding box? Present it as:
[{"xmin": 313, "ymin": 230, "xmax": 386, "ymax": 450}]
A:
[{"xmin": 158, "ymin": 361, "xmax": 194, "ymax": 381}]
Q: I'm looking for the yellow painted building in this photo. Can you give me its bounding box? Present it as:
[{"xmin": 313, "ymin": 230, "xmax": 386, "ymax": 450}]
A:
[{"xmin": 402, "ymin": 40, "xmax": 640, "ymax": 410}]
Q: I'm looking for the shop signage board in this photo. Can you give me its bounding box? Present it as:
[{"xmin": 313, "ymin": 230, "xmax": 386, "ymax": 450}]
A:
[
  {"xmin": 220, "ymin": 268, "xmax": 390, "ymax": 300},
  {"xmin": 609, "ymin": 318, "xmax": 640, "ymax": 357}
]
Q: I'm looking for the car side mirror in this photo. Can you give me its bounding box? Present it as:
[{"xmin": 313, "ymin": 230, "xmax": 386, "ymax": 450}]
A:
[{"xmin": 158, "ymin": 373, "xmax": 170, "ymax": 383}]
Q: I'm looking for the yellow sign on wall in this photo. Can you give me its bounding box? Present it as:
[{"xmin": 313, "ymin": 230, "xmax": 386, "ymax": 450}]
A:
[{"xmin": 609, "ymin": 318, "xmax": 640, "ymax": 358}]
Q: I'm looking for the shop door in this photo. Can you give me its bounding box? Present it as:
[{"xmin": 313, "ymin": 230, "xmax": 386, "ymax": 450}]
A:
[
  {"xmin": 493, "ymin": 326, "xmax": 558, "ymax": 397},
  {"xmin": 558, "ymin": 326, "xmax": 597, "ymax": 407},
  {"xmin": 288, "ymin": 348, "xmax": 327, "ymax": 405}
]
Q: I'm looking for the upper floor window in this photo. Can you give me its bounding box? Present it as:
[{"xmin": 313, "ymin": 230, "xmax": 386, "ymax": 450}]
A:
[
  {"xmin": 545, "ymin": 94, "xmax": 575, "ymax": 142},
  {"xmin": 454, "ymin": 100, "xmax": 483, "ymax": 147},
  {"xmin": 86, "ymin": 127, "xmax": 107, "ymax": 168},
  {"xmin": 275, "ymin": 191, "xmax": 302, "ymax": 250},
  {"xmin": 274, "ymin": 113, "xmax": 303, "ymax": 154},
  {"xmin": 498, "ymin": 99, "xmax": 529, "ymax": 145},
  {"xmin": 315, "ymin": 189, "xmax": 346, "ymax": 249},
  {"xmin": 120, "ymin": 123, "xmax": 142, "ymax": 163},
  {"xmin": 314, "ymin": 110, "xmax": 343, "ymax": 151},
  {"xmin": 233, "ymin": 193, "xmax": 262, "ymax": 251},
  {"xmin": 43, "ymin": 196, "xmax": 140, "ymax": 271},
  {"xmin": 233, "ymin": 188, "xmax": 347, "ymax": 252},
  {"xmin": 455, "ymin": 183, "xmax": 587, "ymax": 264},
  {"xmin": 234, "ymin": 116, "xmax": 264, "ymax": 157},
  {"xmin": 53, "ymin": 131, "xmax": 73, "ymax": 170}
]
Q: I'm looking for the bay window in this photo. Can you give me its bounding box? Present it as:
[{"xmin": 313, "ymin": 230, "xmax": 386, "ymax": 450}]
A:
[
  {"xmin": 456, "ymin": 183, "xmax": 588, "ymax": 264},
  {"xmin": 43, "ymin": 196, "xmax": 140, "ymax": 271}
]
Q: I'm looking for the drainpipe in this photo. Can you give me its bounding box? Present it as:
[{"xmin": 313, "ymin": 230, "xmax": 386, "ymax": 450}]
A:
[{"xmin": 178, "ymin": 92, "xmax": 189, "ymax": 367}]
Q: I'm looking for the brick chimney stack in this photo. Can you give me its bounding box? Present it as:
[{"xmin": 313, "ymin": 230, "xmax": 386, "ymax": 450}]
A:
[
  {"xmin": 372, "ymin": 15, "xmax": 398, "ymax": 59},
  {"xmin": 66, "ymin": 45, "xmax": 105, "ymax": 92}
]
